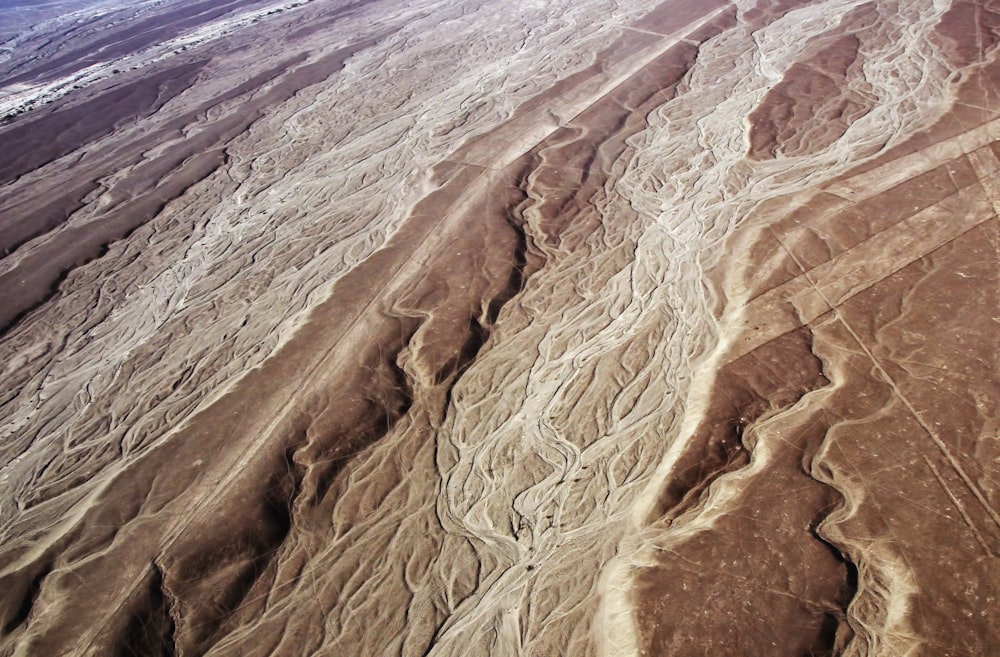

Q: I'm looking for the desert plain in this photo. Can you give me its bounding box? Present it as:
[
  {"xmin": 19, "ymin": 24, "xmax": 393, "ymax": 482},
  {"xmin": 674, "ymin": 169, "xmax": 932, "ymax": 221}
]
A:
[{"xmin": 0, "ymin": 0, "xmax": 997, "ymax": 655}]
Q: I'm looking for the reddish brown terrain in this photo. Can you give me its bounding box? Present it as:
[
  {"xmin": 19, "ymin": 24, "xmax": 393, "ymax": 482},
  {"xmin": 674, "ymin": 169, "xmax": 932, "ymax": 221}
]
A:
[{"xmin": 0, "ymin": 0, "xmax": 996, "ymax": 656}]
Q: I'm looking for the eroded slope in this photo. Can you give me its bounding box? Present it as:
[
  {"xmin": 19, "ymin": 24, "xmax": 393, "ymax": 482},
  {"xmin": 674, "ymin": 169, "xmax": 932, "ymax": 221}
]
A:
[{"xmin": 0, "ymin": 0, "xmax": 996, "ymax": 656}]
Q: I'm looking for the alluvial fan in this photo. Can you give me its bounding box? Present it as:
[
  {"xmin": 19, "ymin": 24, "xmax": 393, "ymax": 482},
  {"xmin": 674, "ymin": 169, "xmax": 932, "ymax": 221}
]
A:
[{"xmin": 0, "ymin": 0, "xmax": 997, "ymax": 656}]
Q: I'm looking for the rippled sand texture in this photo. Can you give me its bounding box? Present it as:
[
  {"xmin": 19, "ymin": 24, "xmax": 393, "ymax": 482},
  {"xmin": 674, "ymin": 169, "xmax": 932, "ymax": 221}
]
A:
[{"xmin": 0, "ymin": 0, "xmax": 998, "ymax": 655}]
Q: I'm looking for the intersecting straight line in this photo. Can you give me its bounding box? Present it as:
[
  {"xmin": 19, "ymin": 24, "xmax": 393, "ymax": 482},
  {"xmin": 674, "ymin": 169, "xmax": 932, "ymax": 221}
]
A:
[{"xmin": 770, "ymin": 223, "xmax": 1000, "ymax": 535}]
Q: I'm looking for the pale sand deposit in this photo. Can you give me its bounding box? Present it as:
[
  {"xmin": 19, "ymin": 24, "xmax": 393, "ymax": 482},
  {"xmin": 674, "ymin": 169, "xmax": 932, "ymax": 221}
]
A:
[{"xmin": 0, "ymin": 0, "xmax": 997, "ymax": 655}]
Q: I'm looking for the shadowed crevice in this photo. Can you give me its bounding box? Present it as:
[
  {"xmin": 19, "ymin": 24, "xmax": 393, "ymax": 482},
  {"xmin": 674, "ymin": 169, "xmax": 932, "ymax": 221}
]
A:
[
  {"xmin": 1, "ymin": 562, "xmax": 52, "ymax": 635},
  {"xmin": 808, "ymin": 519, "xmax": 859, "ymax": 656},
  {"xmin": 151, "ymin": 456, "xmax": 300, "ymax": 655},
  {"xmin": 650, "ymin": 327, "xmax": 829, "ymax": 523},
  {"xmin": 290, "ymin": 318, "xmax": 420, "ymax": 513},
  {"xmin": 114, "ymin": 564, "xmax": 177, "ymax": 657}
]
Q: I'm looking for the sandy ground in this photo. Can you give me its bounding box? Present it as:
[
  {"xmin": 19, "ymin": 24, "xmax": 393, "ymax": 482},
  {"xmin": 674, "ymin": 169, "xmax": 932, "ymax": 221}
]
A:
[{"xmin": 0, "ymin": 0, "xmax": 997, "ymax": 655}]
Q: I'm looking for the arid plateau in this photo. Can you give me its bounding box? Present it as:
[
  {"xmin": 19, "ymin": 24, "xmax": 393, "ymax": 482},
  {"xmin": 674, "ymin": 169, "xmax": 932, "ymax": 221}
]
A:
[{"xmin": 0, "ymin": 0, "xmax": 997, "ymax": 655}]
